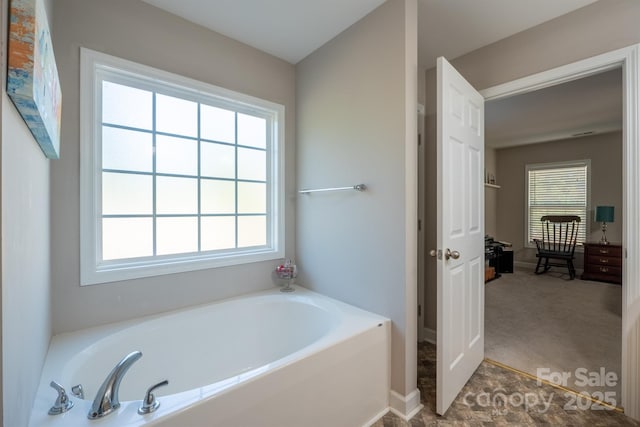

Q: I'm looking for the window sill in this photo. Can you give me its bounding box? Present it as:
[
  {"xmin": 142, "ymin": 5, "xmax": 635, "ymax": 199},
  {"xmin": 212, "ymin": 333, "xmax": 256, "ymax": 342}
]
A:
[{"xmin": 81, "ymin": 247, "xmax": 282, "ymax": 286}]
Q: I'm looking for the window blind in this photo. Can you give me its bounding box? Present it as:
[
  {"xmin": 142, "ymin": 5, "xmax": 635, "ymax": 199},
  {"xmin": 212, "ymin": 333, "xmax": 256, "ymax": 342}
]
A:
[{"xmin": 527, "ymin": 162, "xmax": 588, "ymax": 244}]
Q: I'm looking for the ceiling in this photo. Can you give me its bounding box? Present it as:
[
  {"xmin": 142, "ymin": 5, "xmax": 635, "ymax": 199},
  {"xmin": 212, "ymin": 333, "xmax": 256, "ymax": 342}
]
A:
[
  {"xmin": 140, "ymin": 0, "xmax": 616, "ymax": 148},
  {"xmin": 486, "ymin": 68, "xmax": 623, "ymax": 148},
  {"xmin": 140, "ymin": 0, "xmax": 599, "ymax": 68},
  {"xmin": 418, "ymin": 0, "xmax": 598, "ymax": 69},
  {"xmin": 139, "ymin": 0, "xmax": 386, "ymax": 65}
]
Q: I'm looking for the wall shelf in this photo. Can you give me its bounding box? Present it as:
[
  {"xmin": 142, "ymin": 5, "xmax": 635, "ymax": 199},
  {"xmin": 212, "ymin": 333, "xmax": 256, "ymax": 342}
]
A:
[{"xmin": 485, "ymin": 183, "xmax": 501, "ymax": 189}]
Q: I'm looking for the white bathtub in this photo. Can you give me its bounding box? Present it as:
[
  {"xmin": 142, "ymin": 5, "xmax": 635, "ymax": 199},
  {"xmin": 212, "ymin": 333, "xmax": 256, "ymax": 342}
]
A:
[{"xmin": 29, "ymin": 286, "xmax": 390, "ymax": 427}]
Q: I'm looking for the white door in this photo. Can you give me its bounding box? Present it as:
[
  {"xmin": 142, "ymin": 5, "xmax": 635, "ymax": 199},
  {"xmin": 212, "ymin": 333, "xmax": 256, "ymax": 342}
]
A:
[{"xmin": 434, "ymin": 57, "xmax": 485, "ymax": 415}]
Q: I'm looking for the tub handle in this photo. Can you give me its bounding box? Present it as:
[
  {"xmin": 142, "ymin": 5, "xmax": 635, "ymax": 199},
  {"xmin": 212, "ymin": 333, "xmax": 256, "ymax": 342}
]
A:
[
  {"xmin": 71, "ymin": 384, "xmax": 84, "ymax": 399},
  {"xmin": 48, "ymin": 381, "xmax": 74, "ymax": 415},
  {"xmin": 138, "ymin": 379, "xmax": 169, "ymax": 415}
]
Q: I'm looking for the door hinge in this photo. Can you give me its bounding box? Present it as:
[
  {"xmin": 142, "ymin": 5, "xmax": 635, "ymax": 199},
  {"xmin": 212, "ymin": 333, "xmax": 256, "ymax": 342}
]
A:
[
  {"xmin": 418, "ymin": 219, "xmax": 422, "ymax": 231},
  {"xmin": 418, "ymin": 305, "xmax": 422, "ymax": 317}
]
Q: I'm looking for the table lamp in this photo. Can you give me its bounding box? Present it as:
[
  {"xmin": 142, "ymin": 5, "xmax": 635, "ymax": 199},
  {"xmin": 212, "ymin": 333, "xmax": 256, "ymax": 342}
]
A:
[{"xmin": 595, "ymin": 206, "xmax": 614, "ymax": 245}]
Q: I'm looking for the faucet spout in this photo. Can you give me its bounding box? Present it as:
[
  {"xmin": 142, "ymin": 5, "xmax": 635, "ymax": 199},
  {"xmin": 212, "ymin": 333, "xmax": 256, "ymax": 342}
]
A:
[{"xmin": 88, "ymin": 351, "xmax": 142, "ymax": 419}]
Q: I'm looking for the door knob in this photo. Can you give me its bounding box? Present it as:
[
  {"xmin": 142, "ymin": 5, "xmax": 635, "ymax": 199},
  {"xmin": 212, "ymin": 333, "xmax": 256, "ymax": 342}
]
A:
[
  {"xmin": 429, "ymin": 249, "xmax": 442, "ymax": 259},
  {"xmin": 445, "ymin": 249, "xmax": 460, "ymax": 260}
]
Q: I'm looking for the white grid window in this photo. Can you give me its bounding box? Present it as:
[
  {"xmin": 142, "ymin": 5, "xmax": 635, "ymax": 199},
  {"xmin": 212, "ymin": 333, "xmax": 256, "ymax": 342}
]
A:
[
  {"xmin": 526, "ymin": 160, "xmax": 590, "ymax": 246},
  {"xmin": 80, "ymin": 49, "xmax": 284, "ymax": 285}
]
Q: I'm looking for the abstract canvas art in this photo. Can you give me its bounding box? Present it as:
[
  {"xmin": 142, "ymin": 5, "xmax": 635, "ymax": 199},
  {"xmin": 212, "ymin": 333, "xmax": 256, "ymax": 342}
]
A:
[{"xmin": 7, "ymin": 0, "xmax": 62, "ymax": 159}]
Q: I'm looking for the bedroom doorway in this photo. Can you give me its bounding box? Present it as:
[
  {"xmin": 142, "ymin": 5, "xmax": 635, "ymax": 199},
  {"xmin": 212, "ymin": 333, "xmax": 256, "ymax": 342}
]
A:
[
  {"xmin": 417, "ymin": 44, "xmax": 640, "ymax": 420},
  {"xmin": 483, "ymin": 66, "xmax": 624, "ymax": 402},
  {"xmin": 477, "ymin": 46, "xmax": 640, "ymax": 416}
]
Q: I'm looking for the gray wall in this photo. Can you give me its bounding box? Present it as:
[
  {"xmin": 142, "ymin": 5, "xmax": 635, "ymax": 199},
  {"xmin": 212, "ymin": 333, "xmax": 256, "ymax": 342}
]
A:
[
  {"xmin": 2, "ymin": 0, "xmax": 54, "ymax": 425},
  {"xmin": 424, "ymin": 0, "xmax": 640, "ymax": 331},
  {"xmin": 50, "ymin": 0, "xmax": 296, "ymax": 334},
  {"xmin": 496, "ymin": 132, "xmax": 623, "ymax": 268},
  {"xmin": 296, "ymin": 0, "xmax": 417, "ymax": 397}
]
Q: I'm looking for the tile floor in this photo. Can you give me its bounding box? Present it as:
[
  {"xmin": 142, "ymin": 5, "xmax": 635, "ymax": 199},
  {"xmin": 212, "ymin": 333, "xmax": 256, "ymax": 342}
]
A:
[{"xmin": 372, "ymin": 342, "xmax": 639, "ymax": 426}]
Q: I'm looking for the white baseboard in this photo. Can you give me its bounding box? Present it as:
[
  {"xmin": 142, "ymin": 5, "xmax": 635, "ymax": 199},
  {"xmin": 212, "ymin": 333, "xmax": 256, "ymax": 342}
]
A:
[
  {"xmin": 388, "ymin": 389, "xmax": 423, "ymax": 421},
  {"xmin": 514, "ymin": 260, "xmax": 537, "ymax": 269},
  {"xmin": 362, "ymin": 408, "xmax": 391, "ymax": 427},
  {"xmin": 422, "ymin": 327, "xmax": 436, "ymax": 344},
  {"xmin": 514, "ymin": 260, "xmax": 583, "ymax": 276}
]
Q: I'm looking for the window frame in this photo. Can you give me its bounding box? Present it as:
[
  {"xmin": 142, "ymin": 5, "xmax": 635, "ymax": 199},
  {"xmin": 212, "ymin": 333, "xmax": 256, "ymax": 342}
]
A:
[
  {"xmin": 524, "ymin": 159, "xmax": 591, "ymax": 249},
  {"xmin": 80, "ymin": 48, "xmax": 285, "ymax": 286}
]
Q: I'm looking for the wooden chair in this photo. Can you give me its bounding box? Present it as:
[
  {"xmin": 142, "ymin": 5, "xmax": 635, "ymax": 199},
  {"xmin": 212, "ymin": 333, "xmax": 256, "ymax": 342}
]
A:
[{"xmin": 534, "ymin": 215, "xmax": 581, "ymax": 280}]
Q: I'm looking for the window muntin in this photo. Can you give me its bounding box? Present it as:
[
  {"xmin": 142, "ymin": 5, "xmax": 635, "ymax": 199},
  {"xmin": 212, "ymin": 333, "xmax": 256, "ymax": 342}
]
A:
[
  {"xmin": 100, "ymin": 80, "xmax": 270, "ymax": 259},
  {"xmin": 526, "ymin": 160, "xmax": 590, "ymax": 247},
  {"xmin": 80, "ymin": 48, "xmax": 284, "ymax": 285}
]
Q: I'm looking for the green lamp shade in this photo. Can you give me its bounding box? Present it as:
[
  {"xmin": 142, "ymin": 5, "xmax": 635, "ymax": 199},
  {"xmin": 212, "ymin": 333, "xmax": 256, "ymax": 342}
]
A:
[{"xmin": 595, "ymin": 206, "xmax": 614, "ymax": 223}]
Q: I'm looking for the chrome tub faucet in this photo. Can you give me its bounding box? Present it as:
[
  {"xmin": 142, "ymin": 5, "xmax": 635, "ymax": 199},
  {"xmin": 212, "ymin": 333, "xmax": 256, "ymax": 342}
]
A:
[{"xmin": 88, "ymin": 351, "xmax": 142, "ymax": 419}]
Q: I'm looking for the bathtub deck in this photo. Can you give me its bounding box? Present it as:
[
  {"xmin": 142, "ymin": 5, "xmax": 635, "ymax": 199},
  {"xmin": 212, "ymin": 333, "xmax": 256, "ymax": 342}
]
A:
[{"xmin": 29, "ymin": 286, "xmax": 390, "ymax": 427}]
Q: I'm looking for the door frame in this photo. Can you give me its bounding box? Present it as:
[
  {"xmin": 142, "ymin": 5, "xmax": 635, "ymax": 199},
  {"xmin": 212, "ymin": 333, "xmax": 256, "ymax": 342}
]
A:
[
  {"xmin": 479, "ymin": 44, "xmax": 640, "ymax": 419},
  {"xmin": 417, "ymin": 104, "xmax": 426, "ymax": 342}
]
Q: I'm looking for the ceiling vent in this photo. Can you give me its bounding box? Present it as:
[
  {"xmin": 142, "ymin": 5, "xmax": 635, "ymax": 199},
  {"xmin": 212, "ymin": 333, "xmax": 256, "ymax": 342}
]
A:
[{"xmin": 571, "ymin": 131, "xmax": 595, "ymax": 137}]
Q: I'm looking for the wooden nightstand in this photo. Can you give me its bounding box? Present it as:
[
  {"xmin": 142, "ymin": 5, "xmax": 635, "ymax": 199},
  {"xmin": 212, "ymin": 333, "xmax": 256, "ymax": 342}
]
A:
[{"xmin": 581, "ymin": 242, "xmax": 622, "ymax": 284}]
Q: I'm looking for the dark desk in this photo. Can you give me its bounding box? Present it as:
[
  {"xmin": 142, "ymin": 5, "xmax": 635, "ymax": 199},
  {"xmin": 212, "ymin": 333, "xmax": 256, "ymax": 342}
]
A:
[
  {"xmin": 581, "ymin": 242, "xmax": 622, "ymax": 284},
  {"xmin": 485, "ymin": 241, "xmax": 513, "ymax": 282},
  {"xmin": 491, "ymin": 249, "xmax": 513, "ymax": 274}
]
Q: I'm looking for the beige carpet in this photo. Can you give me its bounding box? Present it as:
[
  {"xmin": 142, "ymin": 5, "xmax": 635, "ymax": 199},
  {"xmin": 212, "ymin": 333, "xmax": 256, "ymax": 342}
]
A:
[{"xmin": 485, "ymin": 268, "xmax": 622, "ymax": 402}]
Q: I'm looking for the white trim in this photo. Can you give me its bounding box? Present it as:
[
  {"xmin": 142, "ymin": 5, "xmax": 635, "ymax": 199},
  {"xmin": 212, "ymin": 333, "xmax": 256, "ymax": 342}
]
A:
[
  {"xmin": 388, "ymin": 389, "xmax": 423, "ymax": 421},
  {"xmin": 622, "ymin": 43, "xmax": 640, "ymax": 422},
  {"xmin": 362, "ymin": 408, "xmax": 391, "ymax": 427},
  {"xmin": 480, "ymin": 43, "xmax": 640, "ymax": 421},
  {"xmin": 481, "ymin": 45, "xmax": 633, "ymax": 101},
  {"xmin": 404, "ymin": 0, "xmax": 420, "ymax": 411},
  {"xmin": 513, "ymin": 260, "xmax": 538, "ymax": 270},
  {"xmin": 80, "ymin": 48, "xmax": 285, "ymax": 285},
  {"xmin": 513, "ymin": 261, "xmax": 584, "ymax": 277}
]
